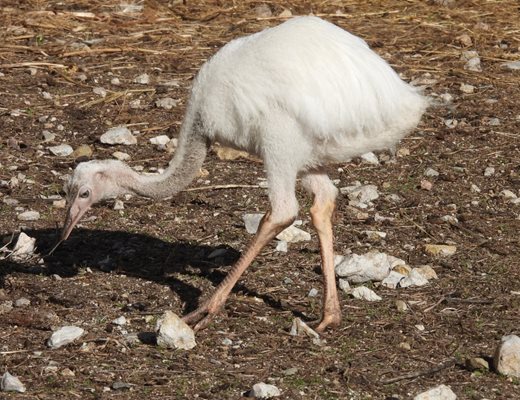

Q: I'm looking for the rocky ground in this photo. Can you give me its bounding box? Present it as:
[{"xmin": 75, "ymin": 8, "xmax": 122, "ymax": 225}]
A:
[{"xmin": 1, "ymin": 0, "xmax": 519, "ymax": 399}]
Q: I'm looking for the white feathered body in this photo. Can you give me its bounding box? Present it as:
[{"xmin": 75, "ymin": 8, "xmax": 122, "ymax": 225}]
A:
[{"xmin": 184, "ymin": 16, "xmax": 427, "ymax": 172}]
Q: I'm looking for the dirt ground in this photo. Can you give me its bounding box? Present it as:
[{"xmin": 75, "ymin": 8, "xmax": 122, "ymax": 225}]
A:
[{"xmin": 1, "ymin": 0, "xmax": 519, "ymax": 399}]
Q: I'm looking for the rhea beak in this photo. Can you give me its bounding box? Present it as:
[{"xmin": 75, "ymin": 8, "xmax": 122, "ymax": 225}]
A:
[{"xmin": 61, "ymin": 199, "xmax": 91, "ymax": 241}]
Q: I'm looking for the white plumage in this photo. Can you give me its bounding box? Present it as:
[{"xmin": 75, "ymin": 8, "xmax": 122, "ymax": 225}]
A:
[{"xmin": 62, "ymin": 16, "xmax": 428, "ymax": 332}]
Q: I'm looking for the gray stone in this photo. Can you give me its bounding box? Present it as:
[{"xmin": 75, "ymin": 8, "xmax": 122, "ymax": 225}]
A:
[
  {"xmin": 112, "ymin": 316, "xmax": 127, "ymax": 326},
  {"xmin": 48, "ymin": 144, "xmax": 73, "ymax": 156},
  {"xmin": 290, "ymin": 318, "xmax": 322, "ymax": 346},
  {"xmin": 12, "ymin": 232, "xmax": 36, "ymax": 259},
  {"xmin": 112, "ymin": 151, "xmax": 131, "ymax": 161},
  {"xmin": 276, "ymin": 225, "xmax": 310, "ymax": 243},
  {"xmin": 14, "ymin": 297, "xmax": 30, "ymax": 307},
  {"xmin": 1, "ymin": 371, "xmax": 26, "ymax": 393},
  {"xmin": 381, "ymin": 271, "xmax": 406, "ymax": 289},
  {"xmin": 424, "ymin": 168, "xmax": 439, "ymax": 177},
  {"xmin": 335, "ymin": 250, "xmax": 403, "ymax": 283},
  {"xmin": 17, "ymin": 210, "xmax": 40, "ymax": 221},
  {"xmin": 100, "ymin": 126, "xmax": 137, "ymax": 145},
  {"xmin": 47, "ymin": 326, "xmax": 85, "ymax": 348},
  {"xmin": 494, "ymin": 334, "xmax": 520, "ymax": 377},
  {"xmin": 249, "ymin": 382, "xmax": 280, "ymax": 398},
  {"xmin": 460, "ymin": 83, "xmax": 475, "ymax": 94},
  {"xmin": 414, "ymin": 384, "xmax": 457, "ymax": 400},
  {"xmin": 155, "ymin": 97, "xmax": 178, "ymax": 110},
  {"xmin": 484, "ymin": 166, "xmax": 495, "ymax": 177},
  {"xmin": 133, "ymin": 73, "xmax": 150, "ymax": 84},
  {"xmin": 351, "ymin": 286, "xmax": 382, "ymax": 301},
  {"xmin": 156, "ymin": 310, "xmax": 196, "ymax": 350},
  {"xmin": 400, "ymin": 268, "xmax": 429, "ymax": 288},
  {"xmin": 340, "ymin": 183, "xmax": 379, "ymax": 204},
  {"xmin": 501, "ymin": 61, "xmax": 520, "ymax": 71},
  {"xmin": 360, "ymin": 152, "xmax": 379, "ymax": 165}
]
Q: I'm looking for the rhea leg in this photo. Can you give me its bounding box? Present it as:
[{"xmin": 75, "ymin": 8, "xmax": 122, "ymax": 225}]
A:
[
  {"xmin": 183, "ymin": 171, "xmax": 299, "ymax": 331},
  {"xmin": 302, "ymin": 172, "xmax": 341, "ymax": 332}
]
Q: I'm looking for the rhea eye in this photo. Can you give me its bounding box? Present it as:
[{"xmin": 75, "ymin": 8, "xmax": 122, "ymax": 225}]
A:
[{"xmin": 79, "ymin": 189, "xmax": 90, "ymax": 199}]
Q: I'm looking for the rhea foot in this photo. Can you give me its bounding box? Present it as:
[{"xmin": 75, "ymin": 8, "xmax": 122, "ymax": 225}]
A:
[
  {"xmin": 309, "ymin": 310, "xmax": 342, "ymax": 333},
  {"xmin": 182, "ymin": 302, "xmax": 223, "ymax": 332}
]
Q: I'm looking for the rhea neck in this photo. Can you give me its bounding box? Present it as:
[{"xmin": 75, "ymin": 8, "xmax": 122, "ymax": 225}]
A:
[{"xmin": 118, "ymin": 130, "xmax": 208, "ymax": 200}]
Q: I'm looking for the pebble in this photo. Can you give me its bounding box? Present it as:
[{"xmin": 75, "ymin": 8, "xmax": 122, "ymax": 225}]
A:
[
  {"xmin": 249, "ymin": 382, "xmax": 281, "ymax": 398},
  {"xmin": 100, "ymin": 126, "xmax": 137, "ymax": 145},
  {"xmin": 494, "ymin": 334, "xmax": 520, "ymax": 377},
  {"xmin": 276, "ymin": 225, "xmax": 311, "ymax": 243},
  {"xmin": 110, "ymin": 77, "xmax": 121, "ymax": 85},
  {"xmin": 156, "ymin": 310, "xmax": 196, "ymax": 350},
  {"xmin": 254, "ymin": 4, "xmax": 272, "ymax": 17},
  {"xmin": 424, "ymin": 244, "xmax": 457, "ymax": 257},
  {"xmin": 460, "ymin": 83, "xmax": 475, "ymax": 94},
  {"xmin": 155, "ymin": 97, "xmax": 178, "ymax": 110},
  {"xmin": 243, "ymin": 213, "xmax": 264, "ymax": 234},
  {"xmin": 278, "ymin": 9, "xmax": 292, "ymax": 18},
  {"xmin": 395, "ymin": 300, "xmax": 408, "ymax": 312},
  {"xmin": 351, "ymin": 286, "xmax": 382, "ymax": 301},
  {"xmin": 112, "ymin": 381, "xmax": 132, "ymax": 390},
  {"xmin": 308, "ymin": 288, "xmax": 318, "ymax": 298},
  {"xmin": 335, "ymin": 250, "xmax": 405, "ymax": 283},
  {"xmin": 415, "ymin": 265, "xmax": 438, "ymax": 280},
  {"xmin": 47, "ymin": 326, "xmax": 85, "ymax": 348},
  {"xmin": 215, "ymin": 146, "xmax": 252, "ymax": 161},
  {"xmin": 439, "ymin": 93, "xmax": 454, "ymax": 104},
  {"xmin": 42, "ymin": 130, "xmax": 56, "ymax": 142},
  {"xmin": 133, "ymin": 73, "xmax": 150, "ymax": 84},
  {"xmin": 424, "ymin": 168, "xmax": 439, "ymax": 177},
  {"xmin": 484, "ymin": 167, "xmax": 495, "ymax": 177},
  {"xmin": 3, "ymin": 197, "xmax": 19, "ymax": 206},
  {"xmin": 48, "ymin": 144, "xmax": 73, "ymax": 156},
  {"xmin": 487, "ymin": 117, "xmax": 500, "ymax": 126},
  {"xmin": 93, "ymin": 87, "xmax": 107, "ymax": 97},
  {"xmin": 222, "ymin": 338, "xmax": 233, "ymax": 346},
  {"xmin": 338, "ymin": 278, "xmax": 350, "ymax": 292},
  {"xmin": 72, "ymin": 144, "xmax": 93, "ymax": 160},
  {"xmin": 399, "ymin": 342, "xmax": 411, "ymax": 350},
  {"xmin": 149, "ymin": 135, "xmax": 170, "ymax": 146},
  {"xmin": 1, "ymin": 372, "xmax": 26, "ymax": 393},
  {"xmin": 290, "ymin": 318, "xmax": 322, "ymax": 346},
  {"xmin": 17, "ymin": 210, "xmax": 40, "ymax": 221},
  {"xmin": 363, "ymin": 230, "xmax": 387, "ymax": 241},
  {"xmin": 501, "ymin": 60, "xmax": 520, "ymax": 71},
  {"xmin": 113, "ymin": 199, "xmax": 124, "ymax": 210},
  {"xmin": 12, "ymin": 232, "xmax": 36, "ymax": 259},
  {"xmin": 456, "ymin": 34, "xmax": 472, "ymax": 47},
  {"xmin": 112, "ymin": 151, "xmax": 131, "ymax": 161},
  {"xmin": 360, "ymin": 152, "xmax": 379, "ymax": 165},
  {"xmin": 0, "ymin": 300, "xmax": 14, "ymax": 314},
  {"xmin": 414, "ymin": 384, "xmax": 457, "ymax": 400},
  {"xmin": 466, "ymin": 357, "xmax": 489, "ymax": 371},
  {"xmin": 275, "ymin": 240, "xmax": 288, "ymax": 252},
  {"xmin": 420, "ymin": 179, "xmax": 433, "ymax": 191},
  {"xmin": 461, "ymin": 50, "xmax": 482, "ymax": 72},
  {"xmin": 112, "ymin": 316, "xmax": 127, "ymax": 326},
  {"xmin": 340, "ymin": 183, "xmax": 379, "ymax": 204},
  {"xmin": 14, "ymin": 297, "xmax": 30, "ymax": 307},
  {"xmin": 53, "ymin": 199, "xmax": 67, "ymax": 208}
]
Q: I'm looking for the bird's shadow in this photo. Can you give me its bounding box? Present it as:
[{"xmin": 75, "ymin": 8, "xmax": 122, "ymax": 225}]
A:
[{"xmin": 0, "ymin": 228, "xmax": 289, "ymax": 316}]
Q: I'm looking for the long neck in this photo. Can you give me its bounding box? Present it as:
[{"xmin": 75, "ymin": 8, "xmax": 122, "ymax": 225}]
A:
[{"xmin": 124, "ymin": 118, "xmax": 208, "ymax": 200}]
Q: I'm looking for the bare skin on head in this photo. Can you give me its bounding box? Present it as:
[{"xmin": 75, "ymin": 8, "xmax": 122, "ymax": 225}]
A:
[{"xmin": 61, "ymin": 17, "xmax": 427, "ymax": 333}]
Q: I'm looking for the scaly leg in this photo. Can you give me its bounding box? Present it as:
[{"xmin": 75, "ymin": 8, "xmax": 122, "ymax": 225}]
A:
[
  {"xmin": 183, "ymin": 211, "xmax": 294, "ymax": 331},
  {"xmin": 302, "ymin": 173, "xmax": 341, "ymax": 332}
]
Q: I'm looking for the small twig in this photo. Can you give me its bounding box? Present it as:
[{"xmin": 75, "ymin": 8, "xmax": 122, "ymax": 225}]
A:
[
  {"xmin": 423, "ymin": 291, "xmax": 457, "ymax": 313},
  {"xmin": 184, "ymin": 184, "xmax": 260, "ymax": 192},
  {"xmin": 380, "ymin": 358, "xmax": 457, "ymax": 384},
  {"xmin": 0, "ymin": 62, "xmax": 68, "ymax": 69}
]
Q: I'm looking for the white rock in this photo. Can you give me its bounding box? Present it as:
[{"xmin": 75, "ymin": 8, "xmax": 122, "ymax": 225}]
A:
[
  {"xmin": 149, "ymin": 135, "xmax": 170, "ymax": 146},
  {"xmin": 100, "ymin": 126, "xmax": 137, "ymax": 145},
  {"xmin": 222, "ymin": 338, "xmax": 233, "ymax": 346},
  {"xmin": 360, "ymin": 152, "xmax": 379, "ymax": 165},
  {"xmin": 17, "ymin": 210, "xmax": 40, "ymax": 221},
  {"xmin": 341, "ymin": 184, "xmax": 379, "ymax": 204},
  {"xmin": 1, "ymin": 372, "xmax": 26, "ymax": 393},
  {"xmin": 414, "ymin": 384, "xmax": 457, "ymax": 400},
  {"xmin": 12, "ymin": 232, "xmax": 36, "ymax": 259},
  {"xmin": 112, "ymin": 316, "xmax": 127, "ymax": 325},
  {"xmin": 290, "ymin": 318, "xmax": 322, "ymax": 345},
  {"xmin": 501, "ymin": 190, "xmax": 518, "ymax": 200},
  {"xmin": 112, "ymin": 151, "xmax": 131, "ymax": 161},
  {"xmin": 47, "ymin": 326, "xmax": 85, "ymax": 348},
  {"xmin": 275, "ymin": 240, "xmax": 287, "ymax": 252},
  {"xmin": 441, "ymin": 215, "xmax": 458, "ymax": 224},
  {"xmin": 113, "ymin": 199, "xmax": 124, "ymax": 210},
  {"xmin": 93, "ymin": 86, "xmax": 107, "ymax": 97},
  {"xmin": 42, "ymin": 130, "xmax": 55, "ymax": 142},
  {"xmin": 335, "ymin": 250, "xmax": 403, "ymax": 283},
  {"xmin": 338, "ymin": 278, "xmax": 350, "ymax": 292},
  {"xmin": 155, "ymin": 97, "xmax": 178, "ymax": 110},
  {"xmin": 494, "ymin": 334, "xmax": 520, "ymax": 377},
  {"xmin": 129, "ymin": 99, "xmax": 141, "ymax": 109},
  {"xmin": 14, "ymin": 298, "xmax": 30, "ymax": 307},
  {"xmin": 439, "ymin": 93, "xmax": 454, "ymax": 104},
  {"xmin": 484, "ymin": 166, "xmax": 495, "ymax": 177},
  {"xmin": 424, "ymin": 168, "xmax": 439, "ymax": 177},
  {"xmin": 308, "ymin": 288, "xmax": 318, "ymax": 297},
  {"xmin": 460, "ymin": 83, "xmax": 475, "ymax": 94},
  {"xmin": 156, "ymin": 310, "xmax": 196, "ymax": 350},
  {"xmin": 381, "ymin": 271, "xmax": 407, "ymax": 289},
  {"xmin": 395, "ymin": 300, "xmax": 408, "ymax": 311},
  {"xmin": 48, "ymin": 144, "xmax": 73, "ymax": 156},
  {"xmin": 461, "ymin": 50, "xmax": 482, "ymax": 72},
  {"xmin": 415, "ymin": 265, "xmax": 438, "ymax": 280},
  {"xmin": 363, "ymin": 230, "xmax": 387, "ymax": 241},
  {"xmin": 400, "ymin": 269, "xmax": 429, "ymax": 288},
  {"xmin": 351, "ymin": 286, "xmax": 382, "ymax": 301},
  {"xmin": 249, "ymin": 382, "xmax": 281, "ymax": 398},
  {"xmin": 243, "ymin": 213, "xmax": 264, "ymax": 234},
  {"xmin": 501, "ymin": 60, "xmax": 520, "ymax": 71},
  {"xmin": 133, "ymin": 73, "xmax": 150, "ymax": 84},
  {"xmin": 110, "ymin": 77, "xmax": 121, "ymax": 85},
  {"xmin": 487, "ymin": 117, "xmax": 500, "ymax": 126},
  {"xmin": 470, "ymin": 184, "xmax": 481, "ymax": 193},
  {"xmin": 276, "ymin": 225, "xmax": 311, "ymax": 243}
]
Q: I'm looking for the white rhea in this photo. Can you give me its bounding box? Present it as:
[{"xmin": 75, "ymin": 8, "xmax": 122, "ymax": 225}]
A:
[{"xmin": 62, "ymin": 16, "xmax": 428, "ymax": 332}]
